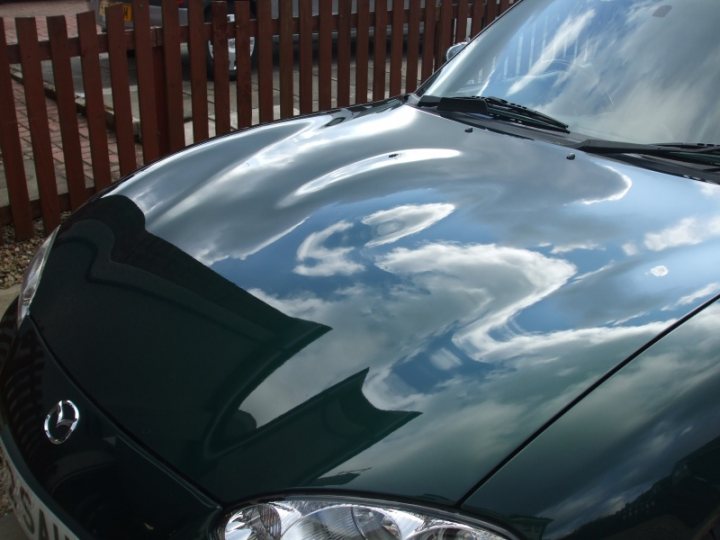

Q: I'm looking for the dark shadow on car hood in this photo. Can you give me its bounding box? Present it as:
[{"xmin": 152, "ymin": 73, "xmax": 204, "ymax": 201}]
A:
[{"xmin": 32, "ymin": 103, "xmax": 720, "ymax": 506}]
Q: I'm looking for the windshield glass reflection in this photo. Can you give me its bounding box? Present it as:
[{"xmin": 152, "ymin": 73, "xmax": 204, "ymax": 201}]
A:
[{"xmin": 422, "ymin": 0, "xmax": 720, "ymax": 144}]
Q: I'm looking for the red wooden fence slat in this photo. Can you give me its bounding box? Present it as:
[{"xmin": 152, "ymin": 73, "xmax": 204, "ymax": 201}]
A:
[
  {"xmin": 47, "ymin": 16, "xmax": 86, "ymax": 209},
  {"xmin": 133, "ymin": 0, "xmax": 160, "ymax": 163},
  {"xmin": 153, "ymin": 46, "xmax": 170, "ymax": 156},
  {"xmin": 421, "ymin": 1, "xmax": 437, "ymax": 81},
  {"xmin": 372, "ymin": 0, "xmax": 387, "ymax": 101},
  {"xmin": 456, "ymin": 0, "xmax": 469, "ymax": 42},
  {"xmin": 471, "ymin": 0, "xmax": 486, "ymax": 37},
  {"xmin": 106, "ymin": 5, "xmax": 137, "ymax": 177},
  {"xmin": 256, "ymin": 0, "xmax": 273, "ymax": 122},
  {"xmin": 318, "ymin": 0, "xmax": 332, "ymax": 110},
  {"xmin": 279, "ymin": 0, "xmax": 294, "ymax": 118},
  {"xmin": 355, "ymin": 0, "xmax": 370, "ymax": 104},
  {"xmin": 235, "ymin": 1, "xmax": 253, "ymax": 128},
  {"xmin": 162, "ymin": 0, "xmax": 185, "ymax": 151},
  {"xmin": 16, "ymin": 17, "xmax": 60, "ymax": 233},
  {"xmin": 212, "ymin": 2, "xmax": 231, "ymax": 135},
  {"xmin": 298, "ymin": 0, "xmax": 313, "ymax": 114},
  {"xmin": 77, "ymin": 11, "xmax": 112, "ymax": 190},
  {"xmin": 336, "ymin": 0, "xmax": 351, "ymax": 107},
  {"xmin": 436, "ymin": 0, "xmax": 453, "ymax": 68},
  {"xmin": 188, "ymin": 0, "xmax": 209, "ymax": 142},
  {"xmin": 405, "ymin": 0, "xmax": 421, "ymax": 93},
  {"xmin": 499, "ymin": 0, "xmax": 511, "ymax": 14},
  {"xmin": 0, "ymin": 19, "xmax": 33, "ymax": 240},
  {"xmin": 486, "ymin": 0, "xmax": 499, "ymax": 25},
  {"xmin": 389, "ymin": 0, "xmax": 404, "ymax": 96}
]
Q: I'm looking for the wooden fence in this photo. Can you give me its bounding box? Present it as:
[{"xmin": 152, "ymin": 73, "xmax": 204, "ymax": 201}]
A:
[{"xmin": 0, "ymin": 0, "xmax": 516, "ymax": 241}]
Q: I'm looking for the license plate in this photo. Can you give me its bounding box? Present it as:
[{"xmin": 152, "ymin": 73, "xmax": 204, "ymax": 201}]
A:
[
  {"xmin": 1, "ymin": 441, "xmax": 79, "ymax": 540},
  {"xmin": 99, "ymin": 0, "xmax": 133, "ymax": 23},
  {"xmin": 122, "ymin": 4, "xmax": 133, "ymax": 22}
]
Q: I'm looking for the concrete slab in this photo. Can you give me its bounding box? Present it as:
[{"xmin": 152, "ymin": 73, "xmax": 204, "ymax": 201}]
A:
[
  {"xmin": 0, "ymin": 513, "xmax": 25, "ymax": 540},
  {"xmin": 0, "ymin": 286, "xmax": 19, "ymax": 317}
]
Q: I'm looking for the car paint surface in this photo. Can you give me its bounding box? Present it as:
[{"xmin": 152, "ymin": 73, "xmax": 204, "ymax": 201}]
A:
[
  {"xmin": 26, "ymin": 99, "xmax": 720, "ymax": 522},
  {"xmin": 463, "ymin": 300, "xmax": 720, "ymax": 539},
  {"xmin": 0, "ymin": 302, "xmax": 222, "ymax": 539}
]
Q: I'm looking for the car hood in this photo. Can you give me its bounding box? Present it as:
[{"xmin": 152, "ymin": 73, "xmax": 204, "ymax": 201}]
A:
[{"xmin": 32, "ymin": 102, "xmax": 720, "ymax": 506}]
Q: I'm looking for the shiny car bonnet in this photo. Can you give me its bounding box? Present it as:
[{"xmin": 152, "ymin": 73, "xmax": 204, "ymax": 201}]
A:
[{"xmin": 32, "ymin": 102, "xmax": 720, "ymax": 505}]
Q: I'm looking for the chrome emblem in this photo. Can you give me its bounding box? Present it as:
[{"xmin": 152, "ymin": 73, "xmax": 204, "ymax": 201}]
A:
[{"xmin": 43, "ymin": 400, "xmax": 80, "ymax": 445}]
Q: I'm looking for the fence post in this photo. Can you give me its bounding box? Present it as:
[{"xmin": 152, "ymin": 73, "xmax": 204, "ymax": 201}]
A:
[
  {"xmin": 373, "ymin": 0, "xmax": 388, "ymax": 101},
  {"xmin": 77, "ymin": 11, "xmax": 112, "ymax": 190},
  {"xmin": 162, "ymin": 0, "xmax": 185, "ymax": 152},
  {"xmin": 0, "ymin": 20, "xmax": 33, "ymax": 240},
  {"xmin": 188, "ymin": 0, "xmax": 209, "ymax": 143},
  {"xmin": 106, "ymin": 5, "xmax": 138, "ymax": 177},
  {"xmin": 16, "ymin": 17, "xmax": 61, "ymax": 234},
  {"xmin": 235, "ymin": 1, "xmax": 253, "ymax": 129},
  {"xmin": 211, "ymin": 1, "xmax": 231, "ymax": 134},
  {"xmin": 47, "ymin": 16, "xmax": 87, "ymax": 210},
  {"xmin": 133, "ymin": 0, "xmax": 161, "ymax": 164}
]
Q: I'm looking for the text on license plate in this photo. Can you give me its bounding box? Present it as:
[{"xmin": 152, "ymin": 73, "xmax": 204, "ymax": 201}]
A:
[
  {"xmin": 1, "ymin": 442, "xmax": 79, "ymax": 540},
  {"xmin": 99, "ymin": 0, "xmax": 133, "ymax": 23}
]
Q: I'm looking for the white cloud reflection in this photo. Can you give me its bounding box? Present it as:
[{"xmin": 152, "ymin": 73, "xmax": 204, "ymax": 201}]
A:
[
  {"xmin": 644, "ymin": 216, "xmax": 720, "ymax": 251},
  {"xmin": 362, "ymin": 203, "xmax": 455, "ymax": 247},
  {"xmin": 294, "ymin": 221, "xmax": 364, "ymax": 277}
]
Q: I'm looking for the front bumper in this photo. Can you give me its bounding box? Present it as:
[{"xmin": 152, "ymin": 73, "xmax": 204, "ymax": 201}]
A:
[{"xmin": 0, "ymin": 300, "xmax": 221, "ymax": 539}]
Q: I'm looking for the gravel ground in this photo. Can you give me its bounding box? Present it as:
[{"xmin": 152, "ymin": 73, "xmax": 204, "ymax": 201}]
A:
[
  {"xmin": 0, "ymin": 454, "xmax": 10, "ymax": 519},
  {"xmin": 0, "ymin": 220, "xmax": 60, "ymax": 290}
]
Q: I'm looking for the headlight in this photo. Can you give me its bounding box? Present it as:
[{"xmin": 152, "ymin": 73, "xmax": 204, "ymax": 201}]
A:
[
  {"xmin": 17, "ymin": 228, "xmax": 58, "ymax": 327},
  {"xmin": 222, "ymin": 497, "xmax": 512, "ymax": 540}
]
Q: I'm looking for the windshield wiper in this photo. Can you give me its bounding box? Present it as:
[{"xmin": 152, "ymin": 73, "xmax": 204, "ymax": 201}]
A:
[
  {"xmin": 417, "ymin": 95, "xmax": 570, "ymax": 133},
  {"xmin": 575, "ymin": 139, "xmax": 720, "ymax": 168}
]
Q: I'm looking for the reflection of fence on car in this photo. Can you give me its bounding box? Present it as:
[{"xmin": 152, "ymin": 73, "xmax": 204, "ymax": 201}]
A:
[{"xmin": 0, "ymin": 0, "xmax": 516, "ymax": 241}]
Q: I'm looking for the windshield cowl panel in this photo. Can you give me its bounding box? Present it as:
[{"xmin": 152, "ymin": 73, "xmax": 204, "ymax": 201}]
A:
[{"xmin": 422, "ymin": 0, "xmax": 720, "ymax": 147}]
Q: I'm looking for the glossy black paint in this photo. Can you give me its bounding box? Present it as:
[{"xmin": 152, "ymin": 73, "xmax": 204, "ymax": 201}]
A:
[
  {"xmin": 22, "ymin": 96, "xmax": 720, "ymax": 533},
  {"xmin": 0, "ymin": 302, "xmax": 222, "ymax": 539},
  {"xmin": 463, "ymin": 299, "xmax": 720, "ymax": 540}
]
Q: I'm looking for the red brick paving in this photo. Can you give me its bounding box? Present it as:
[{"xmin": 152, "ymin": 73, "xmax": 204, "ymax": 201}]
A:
[
  {"xmin": 0, "ymin": 0, "xmax": 90, "ymax": 43},
  {"xmin": 0, "ymin": 1, "xmax": 142, "ymax": 210}
]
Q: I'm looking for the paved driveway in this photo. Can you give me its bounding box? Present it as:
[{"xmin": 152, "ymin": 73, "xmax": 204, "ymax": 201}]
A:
[{"xmin": 0, "ymin": 513, "xmax": 23, "ymax": 540}]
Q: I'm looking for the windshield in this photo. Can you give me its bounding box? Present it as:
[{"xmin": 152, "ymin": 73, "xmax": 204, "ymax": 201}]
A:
[{"xmin": 420, "ymin": 0, "xmax": 720, "ymax": 145}]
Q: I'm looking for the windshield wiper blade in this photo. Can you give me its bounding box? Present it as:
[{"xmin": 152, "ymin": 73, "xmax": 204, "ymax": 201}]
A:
[
  {"xmin": 417, "ymin": 95, "xmax": 569, "ymax": 133},
  {"xmin": 575, "ymin": 139, "xmax": 720, "ymax": 167}
]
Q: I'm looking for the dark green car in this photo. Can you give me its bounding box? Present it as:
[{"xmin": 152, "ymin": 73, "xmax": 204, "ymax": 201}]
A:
[{"xmin": 2, "ymin": 0, "xmax": 720, "ymax": 538}]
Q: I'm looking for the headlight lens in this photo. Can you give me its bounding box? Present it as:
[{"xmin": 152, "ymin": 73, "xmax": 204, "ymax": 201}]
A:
[
  {"xmin": 17, "ymin": 228, "xmax": 58, "ymax": 327},
  {"xmin": 222, "ymin": 498, "xmax": 511, "ymax": 540}
]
